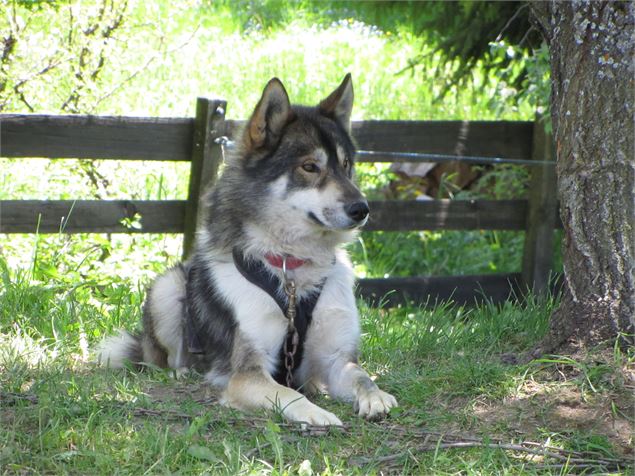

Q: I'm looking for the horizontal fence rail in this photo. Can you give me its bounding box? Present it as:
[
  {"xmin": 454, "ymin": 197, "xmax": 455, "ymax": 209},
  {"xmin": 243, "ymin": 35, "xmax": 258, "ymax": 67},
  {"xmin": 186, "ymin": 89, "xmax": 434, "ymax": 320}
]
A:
[
  {"xmin": 2, "ymin": 115, "xmax": 534, "ymax": 162},
  {"xmin": 357, "ymin": 273, "xmax": 523, "ymax": 307},
  {"xmin": 1, "ymin": 115, "xmax": 194, "ymax": 161},
  {"xmin": 368, "ymin": 200, "xmax": 527, "ymax": 231},
  {"xmin": 350, "ymin": 120, "xmax": 534, "ymax": 158},
  {"xmin": 0, "ymin": 200, "xmax": 186, "ymax": 234},
  {"xmin": 226, "ymin": 120, "xmax": 535, "ymax": 159},
  {"xmin": 0, "ymin": 199, "xmax": 562, "ymax": 234},
  {"xmin": 358, "ymin": 272, "xmax": 563, "ymax": 307}
]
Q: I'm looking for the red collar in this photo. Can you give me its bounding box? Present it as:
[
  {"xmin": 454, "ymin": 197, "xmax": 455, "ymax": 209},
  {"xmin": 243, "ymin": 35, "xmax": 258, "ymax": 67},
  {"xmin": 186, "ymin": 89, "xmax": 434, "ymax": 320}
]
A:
[{"xmin": 264, "ymin": 253, "xmax": 307, "ymax": 270}]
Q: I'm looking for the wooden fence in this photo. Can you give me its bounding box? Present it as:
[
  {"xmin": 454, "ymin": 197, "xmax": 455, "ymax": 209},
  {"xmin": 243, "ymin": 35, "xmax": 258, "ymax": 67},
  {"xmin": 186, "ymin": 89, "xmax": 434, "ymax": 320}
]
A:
[{"xmin": 0, "ymin": 98, "xmax": 559, "ymax": 305}]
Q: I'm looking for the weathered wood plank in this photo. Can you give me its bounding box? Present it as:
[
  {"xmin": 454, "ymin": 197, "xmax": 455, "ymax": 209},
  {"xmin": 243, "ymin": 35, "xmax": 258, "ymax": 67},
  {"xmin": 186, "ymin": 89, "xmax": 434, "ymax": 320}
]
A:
[
  {"xmin": 183, "ymin": 98, "xmax": 227, "ymax": 259},
  {"xmin": 353, "ymin": 121, "xmax": 535, "ymax": 159},
  {"xmin": 357, "ymin": 273, "xmax": 523, "ymax": 306},
  {"xmin": 2, "ymin": 115, "xmax": 533, "ymax": 162},
  {"xmin": 521, "ymin": 119, "xmax": 558, "ymax": 294},
  {"xmin": 0, "ymin": 114, "xmax": 194, "ymax": 161},
  {"xmin": 226, "ymin": 120, "xmax": 534, "ymax": 159},
  {"xmin": 1, "ymin": 199, "xmax": 561, "ymax": 234},
  {"xmin": 0, "ymin": 200, "xmax": 185, "ymax": 233},
  {"xmin": 366, "ymin": 199, "xmax": 528, "ymax": 231}
]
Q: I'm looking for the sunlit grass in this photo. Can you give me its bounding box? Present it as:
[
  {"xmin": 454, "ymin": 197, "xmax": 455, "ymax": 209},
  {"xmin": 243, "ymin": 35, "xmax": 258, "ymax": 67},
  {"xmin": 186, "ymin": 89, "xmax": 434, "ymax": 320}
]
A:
[{"xmin": 1, "ymin": 261, "xmax": 632, "ymax": 474}]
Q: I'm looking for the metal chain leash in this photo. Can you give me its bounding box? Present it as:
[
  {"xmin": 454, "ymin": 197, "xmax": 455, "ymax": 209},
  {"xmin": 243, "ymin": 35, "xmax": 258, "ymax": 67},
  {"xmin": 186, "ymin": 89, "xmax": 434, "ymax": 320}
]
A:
[{"xmin": 282, "ymin": 257, "xmax": 299, "ymax": 388}]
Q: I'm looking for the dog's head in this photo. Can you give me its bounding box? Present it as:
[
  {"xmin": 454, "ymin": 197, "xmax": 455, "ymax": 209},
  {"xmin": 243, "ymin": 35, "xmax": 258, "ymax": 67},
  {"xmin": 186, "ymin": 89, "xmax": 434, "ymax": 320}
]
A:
[{"xmin": 235, "ymin": 75, "xmax": 368, "ymax": 233}]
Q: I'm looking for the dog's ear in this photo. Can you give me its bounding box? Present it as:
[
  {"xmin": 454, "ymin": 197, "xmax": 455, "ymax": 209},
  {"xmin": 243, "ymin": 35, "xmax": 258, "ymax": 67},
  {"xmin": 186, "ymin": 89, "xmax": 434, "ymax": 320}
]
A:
[
  {"xmin": 244, "ymin": 78, "xmax": 292, "ymax": 151},
  {"xmin": 319, "ymin": 73, "xmax": 354, "ymax": 133}
]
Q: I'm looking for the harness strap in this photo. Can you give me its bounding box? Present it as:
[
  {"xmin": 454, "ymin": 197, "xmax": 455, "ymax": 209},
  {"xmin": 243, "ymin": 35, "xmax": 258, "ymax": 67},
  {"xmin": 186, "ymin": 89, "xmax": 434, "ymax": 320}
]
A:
[{"xmin": 231, "ymin": 248, "xmax": 323, "ymax": 388}]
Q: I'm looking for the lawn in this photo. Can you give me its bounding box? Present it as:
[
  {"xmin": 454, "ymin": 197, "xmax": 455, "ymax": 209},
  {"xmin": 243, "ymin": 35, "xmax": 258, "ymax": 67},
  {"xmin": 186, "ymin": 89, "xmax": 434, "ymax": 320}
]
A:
[
  {"xmin": 0, "ymin": 1, "xmax": 632, "ymax": 474},
  {"xmin": 1, "ymin": 269, "xmax": 633, "ymax": 474}
]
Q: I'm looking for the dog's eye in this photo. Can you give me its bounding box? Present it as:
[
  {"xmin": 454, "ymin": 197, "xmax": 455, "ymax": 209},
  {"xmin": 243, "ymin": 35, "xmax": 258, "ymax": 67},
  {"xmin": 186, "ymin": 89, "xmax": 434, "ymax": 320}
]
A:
[
  {"xmin": 302, "ymin": 162, "xmax": 319, "ymax": 173},
  {"xmin": 343, "ymin": 158, "xmax": 350, "ymax": 170}
]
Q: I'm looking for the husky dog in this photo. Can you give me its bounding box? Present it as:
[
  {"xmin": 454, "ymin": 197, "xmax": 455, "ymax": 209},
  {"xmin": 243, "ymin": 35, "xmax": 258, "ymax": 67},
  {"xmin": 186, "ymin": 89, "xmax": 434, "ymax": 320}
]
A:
[{"xmin": 97, "ymin": 75, "xmax": 397, "ymax": 425}]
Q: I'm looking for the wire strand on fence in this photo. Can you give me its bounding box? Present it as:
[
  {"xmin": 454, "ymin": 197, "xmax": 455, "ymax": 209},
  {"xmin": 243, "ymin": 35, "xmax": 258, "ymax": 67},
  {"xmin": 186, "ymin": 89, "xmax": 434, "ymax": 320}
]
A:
[
  {"xmin": 217, "ymin": 142, "xmax": 551, "ymax": 167},
  {"xmin": 356, "ymin": 150, "xmax": 554, "ymax": 166}
]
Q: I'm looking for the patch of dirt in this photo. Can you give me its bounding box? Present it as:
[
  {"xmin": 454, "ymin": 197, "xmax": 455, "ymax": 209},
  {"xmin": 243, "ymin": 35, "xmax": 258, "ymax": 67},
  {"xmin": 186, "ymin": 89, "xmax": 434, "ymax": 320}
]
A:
[
  {"xmin": 474, "ymin": 350, "xmax": 635, "ymax": 456},
  {"xmin": 143, "ymin": 380, "xmax": 219, "ymax": 406},
  {"xmin": 0, "ymin": 406, "xmax": 16, "ymax": 427},
  {"xmin": 0, "ymin": 398, "xmax": 42, "ymax": 436}
]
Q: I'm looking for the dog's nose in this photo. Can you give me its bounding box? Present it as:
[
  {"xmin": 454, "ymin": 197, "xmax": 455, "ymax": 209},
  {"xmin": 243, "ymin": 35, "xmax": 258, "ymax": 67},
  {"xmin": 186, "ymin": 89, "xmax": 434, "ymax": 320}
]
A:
[{"xmin": 346, "ymin": 201, "xmax": 370, "ymax": 222}]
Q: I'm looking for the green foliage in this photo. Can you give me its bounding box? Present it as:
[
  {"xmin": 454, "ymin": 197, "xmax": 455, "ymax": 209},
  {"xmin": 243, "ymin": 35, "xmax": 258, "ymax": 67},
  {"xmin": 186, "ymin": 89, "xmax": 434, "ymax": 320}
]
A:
[
  {"xmin": 487, "ymin": 40, "xmax": 552, "ymax": 125},
  {"xmin": 13, "ymin": 0, "xmax": 58, "ymax": 10},
  {"xmin": 398, "ymin": 1, "xmax": 552, "ymax": 120},
  {"xmin": 206, "ymin": 0, "xmax": 430, "ymax": 36},
  {"xmin": 350, "ymin": 230, "xmax": 526, "ymax": 278},
  {"xmin": 0, "ymin": 0, "xmax": 540, "ymax": 118},
  {"xmin": 0, "ymin": 0, "xmax": 129, "ymax": 113},
  {"xmin": 456, "ymin": 164, "xmax": 531, "ymax": 201}
]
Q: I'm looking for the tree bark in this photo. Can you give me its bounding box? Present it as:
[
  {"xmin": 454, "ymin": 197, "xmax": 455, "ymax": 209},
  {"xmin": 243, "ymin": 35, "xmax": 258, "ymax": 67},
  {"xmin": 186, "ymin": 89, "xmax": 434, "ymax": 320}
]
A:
[{"xmin": 530, "ymin": 1, "xmax": 635, "ymax": 351}]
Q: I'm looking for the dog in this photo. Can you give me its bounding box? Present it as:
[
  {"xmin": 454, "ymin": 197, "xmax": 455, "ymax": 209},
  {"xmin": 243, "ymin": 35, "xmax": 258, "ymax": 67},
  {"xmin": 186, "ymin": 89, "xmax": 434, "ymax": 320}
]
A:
[{"xmin": 97, "ymin": 74, "xmax": 397, "ymax": 425}]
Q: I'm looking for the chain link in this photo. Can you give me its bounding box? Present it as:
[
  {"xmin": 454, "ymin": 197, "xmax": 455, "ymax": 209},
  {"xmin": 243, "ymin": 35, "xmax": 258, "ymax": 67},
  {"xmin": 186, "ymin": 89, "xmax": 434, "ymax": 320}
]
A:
[{"xmin": 282, "ymin": 258, "xmax": 299, "ymax": 388}]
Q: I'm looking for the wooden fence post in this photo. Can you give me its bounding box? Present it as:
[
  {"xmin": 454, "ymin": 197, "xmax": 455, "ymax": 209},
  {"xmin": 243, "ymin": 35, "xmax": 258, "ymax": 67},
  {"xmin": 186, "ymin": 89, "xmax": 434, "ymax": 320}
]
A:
[
  {"xmin": 521, "ymin": 117, "xmax": 557, "ymax": 295},
  {"xmin": 182, "ymin": 97, "xmax": 227, "ymax": 259}
]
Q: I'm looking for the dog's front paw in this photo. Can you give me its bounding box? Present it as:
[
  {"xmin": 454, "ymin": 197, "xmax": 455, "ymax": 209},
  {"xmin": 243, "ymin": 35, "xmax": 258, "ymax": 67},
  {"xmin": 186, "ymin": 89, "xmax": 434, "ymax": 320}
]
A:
[
  {"xmin": 284, "ymin": 398, "xmax": 343, "ymax": 426},
  {"xmin": 354, "ymin": 388, "xmax": 398, "ymax": 421}
]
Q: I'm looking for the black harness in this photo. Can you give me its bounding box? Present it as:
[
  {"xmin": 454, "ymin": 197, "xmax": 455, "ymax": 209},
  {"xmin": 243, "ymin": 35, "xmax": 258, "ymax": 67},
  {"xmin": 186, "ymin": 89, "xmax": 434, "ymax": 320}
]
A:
[
  {"xmin": 184, "ymin": 251, "xmax": 324, "ymax": 389},
  {"xmin": 231, "ymin": 249, "xmax": 323, "ymax": 388}
]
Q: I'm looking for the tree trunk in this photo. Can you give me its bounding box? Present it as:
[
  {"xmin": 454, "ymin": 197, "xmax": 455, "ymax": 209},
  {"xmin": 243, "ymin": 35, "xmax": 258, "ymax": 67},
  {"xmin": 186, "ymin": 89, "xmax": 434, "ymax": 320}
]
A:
[{"xmin": 531, "ymin": 1, "xmax": 635, "ymax": 351}]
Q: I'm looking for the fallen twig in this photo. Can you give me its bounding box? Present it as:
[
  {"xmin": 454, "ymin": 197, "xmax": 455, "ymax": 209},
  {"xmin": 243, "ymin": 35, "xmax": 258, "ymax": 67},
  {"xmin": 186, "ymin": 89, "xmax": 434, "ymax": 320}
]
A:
[
  {"xmin": 244, "ymin": 441, "xmax": 273, "ymax": 459},
  {"xmin": 129, "ymin": 405, "xmax": 346, "ymax": 436},
  {"xmin": 350, "ymin": 438, "xmax": 631, "ymax": 472},
  {"xmin": 117, "ymin": 402, "xmax": 632, "ymax": 472},
  {"xmin": 0, "ymin": 391, "xmax": 39, "ymax": 405}
]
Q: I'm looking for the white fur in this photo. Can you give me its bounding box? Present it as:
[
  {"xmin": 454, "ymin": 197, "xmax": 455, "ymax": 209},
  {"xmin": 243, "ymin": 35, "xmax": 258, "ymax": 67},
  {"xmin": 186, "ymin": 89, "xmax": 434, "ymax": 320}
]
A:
[
  {"xmin": 314, "ymin": 148, "xmax": 328, "ymax": 166},
  {"xmin": 204, "ymin": 369, "xmax": 231, "ymax": 388},
  {"xmin": 148, "ymin": 267, "xmax": 186, "ymax": 368},
  {"xmin": 208, "ymin": 260, "xmax": 287, "ymax": 376},
  {"xmin": 288, "ymin": 183, "xmax": 354, "ymax": 229},
  {"xmin": 239, "ymin": 150, "xmax": 362, "ymax": 293},
  {"xmin": 295, "ymin": 252, "xmax": 397, "ymax": 418},
  {"xmin": 95, "ymin": 330, "xmax": 137, "ymax": 368},
  {"xmin": 268, "ymin": 174, "xmax": 289, "ymax": 197},
  {"xmin": 336, "ymin": 144, "xmax": 346, "ymax": 165},
  {"xmin": 203, "ymin": 245, "xmax": 364, "ymax": 404},
  {"xmin": 242, "ymin": 174, "xmax": 356, "ymax": 278},
  {"xmin": 268, "ymin": 159, "xmax": 363, "ymax": 231},
  {"xmin": 296, "ymin": 252, "xmax": 359, "ymax": 387}
]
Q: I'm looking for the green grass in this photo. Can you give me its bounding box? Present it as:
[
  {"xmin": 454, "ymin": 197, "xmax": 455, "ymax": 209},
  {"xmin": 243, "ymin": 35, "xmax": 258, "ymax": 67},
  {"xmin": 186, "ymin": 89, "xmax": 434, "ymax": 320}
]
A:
[{"xmin": 1, "ymin": 253, "xmax": 633, "ymax": 474}]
